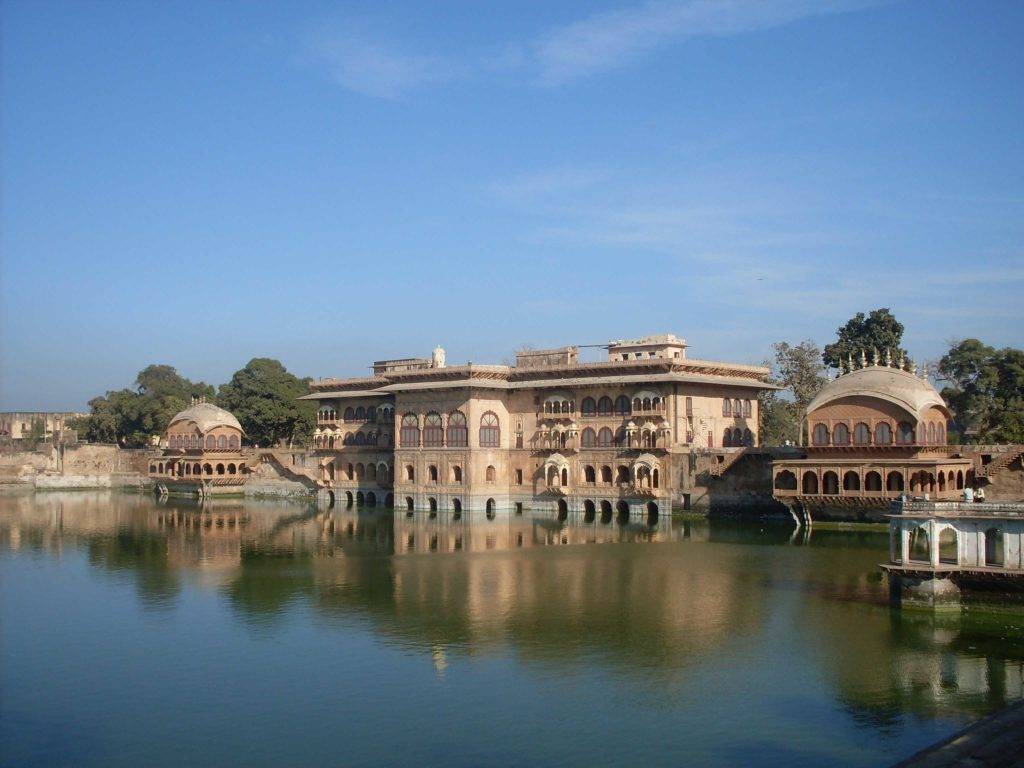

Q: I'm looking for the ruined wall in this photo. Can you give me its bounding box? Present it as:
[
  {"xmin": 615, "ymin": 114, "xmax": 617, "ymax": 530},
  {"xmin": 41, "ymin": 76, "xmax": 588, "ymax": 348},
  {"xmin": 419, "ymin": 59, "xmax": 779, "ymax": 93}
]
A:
[
  {"xmin": 985, "ymin": 455, "xmax": 1024, "ymax": 502},
  {"xmin": 687, "ymin": 451, "xmax": 787, "ymax": 518}
]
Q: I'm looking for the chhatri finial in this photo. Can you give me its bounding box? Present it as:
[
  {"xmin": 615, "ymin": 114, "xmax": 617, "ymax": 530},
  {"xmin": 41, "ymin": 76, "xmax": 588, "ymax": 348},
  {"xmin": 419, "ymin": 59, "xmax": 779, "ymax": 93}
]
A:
[
  {"xmin": 896, "ymin": 349, "xmax": 905, "ymax": 369},
  {"xmin": 922, "ymin": 363, "xmax": 929, "ymax": 380},
  {"xmin": 860, "ymin": 348, "xmax": 867, "ymax": 369},
  {"xmin": 846, "ymin": 353, "xmax": 854, "ymax": 373},
  {"xmin": 910, "ymin": 361, "xmax": 918, "ymax": 376},
  {"xmin": 883, "ymin": 347, "xmax": 891, "ymax": 367}
]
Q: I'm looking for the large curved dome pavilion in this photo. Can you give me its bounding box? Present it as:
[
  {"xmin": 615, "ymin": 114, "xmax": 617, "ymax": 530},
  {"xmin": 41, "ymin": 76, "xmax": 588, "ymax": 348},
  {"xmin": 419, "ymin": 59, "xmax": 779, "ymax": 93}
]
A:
[{"xmin": 772, "ymin": 356, "xmax": 973, "ymax": 514}]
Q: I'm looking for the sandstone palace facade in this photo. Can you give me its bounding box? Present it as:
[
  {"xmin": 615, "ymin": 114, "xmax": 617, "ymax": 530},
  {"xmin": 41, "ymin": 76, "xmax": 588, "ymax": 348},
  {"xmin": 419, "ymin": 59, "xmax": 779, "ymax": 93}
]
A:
[{"xmin": 302, "ymin": 335, "xmax": 777, "ymax": 521}]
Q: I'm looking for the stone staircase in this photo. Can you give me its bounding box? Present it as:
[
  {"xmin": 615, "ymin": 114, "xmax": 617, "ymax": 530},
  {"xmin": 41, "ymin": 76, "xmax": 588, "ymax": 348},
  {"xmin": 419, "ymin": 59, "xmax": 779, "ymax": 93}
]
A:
[
  {"xmin": 708, "ymin": 449, "xmax": 749, "ymax": 478},
  {"xmin": 257, "ymin": 451, "xmax": 322, "ymax": 489},
  {"xmin": 978, "ymin": 446, "xmax": 1024, "ymax": 478}
]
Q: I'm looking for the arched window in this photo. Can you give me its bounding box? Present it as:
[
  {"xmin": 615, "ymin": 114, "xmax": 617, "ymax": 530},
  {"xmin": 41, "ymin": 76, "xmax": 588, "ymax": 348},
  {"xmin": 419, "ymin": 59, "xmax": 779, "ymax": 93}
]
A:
[
  {"xmin": 743, "ymin": 400, "xmax": 752, "ymax": 418},
  {"xmin": 937, "ymin": 423, "xmax": 945, "ymax": 444},
  {"xmin": 642, "ymin": 397, "xmax": 652, "ymax": 412},
  {"xmin": 581, "ymin": 427, "xmax": 597, "ymax": 448},
  {"xmin": 896, "ymin": 422, "xmax": 915, "ymax": 445},
  {"xmin": 443, "ymin": 411, "xmax": 467, "ymax": 447},
  {"xmin": 843, "ymin": 471, "xmax": 860, "ymax": 491},
  {"xmin": 428, "ymin": 465, "xmax": 438, "ymax": 482},
  {"xmin": 774, "ymin": 470, "xmax": 797, "ymax": 490},
  {"xmin": 854, "ymin": 422, "xmax": 871, "ymax": 445},
  {"xmin": 743, "ymin": 428, "xmax": 753, "ymax": 447},
  {"xmin": 875, "ymin": 422, "xmax": 892, "ymax": 445},
  {"xmin": 723, "ymin": 428, "xmax": 733, "ymax": 447},
  {"xmin": 832, "ymin": 423, "xmax": 849, "ymax": 446},
  {"xmin": 722, "ymin": 399, "xmax": 732, "ymax": 417},
  {"xmin": 887, "ymin": 472, "xmax": 904, "ymax": 492},
  {"xmin": 985, "ymin": 527, "xmax": 1004, "ymax": 567},
  {"xmin": 927, "ymin": 422, "xmax": 936, "ymax": 445},
  {"xmin": 400, "ymin": 414, "xmax": 419, "ymax": 447},
  {"xmin": 479, "ymin": 412, "xmax": 500, "ymax": 447},
  {"xmin": 865, "ymin": 471, "xmax": 882, "ymax": 491},
  {"xmin": 452, "ymin": 465, "xmax": 462, "ymax": 483},
  {"xmin": 355, "ymin": 406, "xmax": 366, "ymax": 421},
  {"xmin": 486, "ymin": 465, "xmax": 496, "ymax": 483},
  {"xmin": 601, "ymin": 465, "xmax": 612, "ymax": 483},
  {"xmin": 633, "ymin": 398, "xmax": 642, "ymax": 412},
  {"xmin": 217, "ymin": 435, "xmax": 226, "ymax": 449},
  {"xmin": 355, "ymin": 463, "xmax": 364, "ymax": 480},
  {"xmin": 584, "ymin": 465, "xmax": 596, "ymax": 483},
  {"xmin": 597, "ymin": 396, "xmax": 613, "ymax": 415},
  {"xmin": 423, "ymin": 412, "xmax": 444, "ymax": 447},
  {"xmin": 597, "ymin": 427, "xmax": 613, "ymax": 447},
  {"xmin": 206, "ymin": 434, "xmax": 216, "ymax": 449},
  {"xmin": 936, "ymin": 529, "xmax": 956, "ymax": 564},
  {"xmin": 613, "ymin": 395, "xmax": 630, "ymax": 415},
  {"xmin": 812, "ymin": 424, "xmax": 829, "ymax": 446},
  {"xmin": 354, "ymin": 432, "xmax": 366, "ymax": 446},
  {"xmin": 802, "ymin": 471, "xmax": 818, "ymax": 494},
  {"xmin": 228, "ymin": 434, "xmax": 239, "ymax": 449},
  {"xmin": 367, "ymin": 463, "xmax": 377, "ymax": 481},
  {"xmin": 822, "ymin": 471, "xmax": 839, "ymax": 495},
  {"xmin": 616, "ymin": 465, "xmax": 630, "ymax": 483},
  {"xmin": 405, "ymin": 465, "xmax": 415, "ymax": 481},
  {"xmin": 733, "ymin": 399, "xmax": 742, "ymax": 417},
  {"xmin": 344, "ymin": 407, "xmax": 355, "ymax": 421},
  {"xmin": 560, "ymin": 467, "xmax": 568, "ymax": 486},
  {"xmin": 581, "ymin": 397, "xmax": 596, "ymax": 416},
  {"xmin": 367, "ymin": 406, "xmax": 376, "ymax": 422},
  {"xmin": 909, "ymin": 526, "xmax": 930, "ymax": 563}
]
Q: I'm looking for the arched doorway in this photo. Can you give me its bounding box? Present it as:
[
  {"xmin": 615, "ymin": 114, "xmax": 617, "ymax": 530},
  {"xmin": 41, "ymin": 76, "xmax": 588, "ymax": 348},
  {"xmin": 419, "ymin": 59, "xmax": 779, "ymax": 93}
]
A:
[
  {"xmin": 346, "ymin": 491, "xmax": 354, "ymax": 508},
  {"xmin": 452, "ymin": 498, "xmax": 462, "ymax": 521},
  {"xmin": 616, "ymin": 500, "xmax": 630, "ymax": 525},
  {"xmin": 802, "ymin": 471, "xmax": 818, "ymax": 495},
  {"xmin": 384, "ymin": 493, "xmax": 394, "ymax": 508},
  {"xmin": 557, "ymin": 498, "xmax": 568, "ymax": 522},
  {"xmin": 938, "ymin": 528, "xmax": 957, "ymax": 564},
  {"xmin": 600, "ymin": 500, "xmax": 612, "ymax": 525},
  {"xmin": 366, "ymin": 491, "xmax": 377, "ymax": 508},
  {"xmin": 405, "ymin": 496, "xmax": 414, "ymax": 513},
  {"xmin": 822, "ymin": 472, "xmax": 839, "ymax": 495},
  {"xmin": 486, "ymin": 498, "xmax": 496, "ymax": 520},
  {"xmin": 583, "ymin": 499, "xmax": 596, "ymax": 523},
  {"xmin": 428, "ymin": 497, "xmax": 438, "ymax": 517},
  {"xmin": 985, "ymin": 527, "xmax": 1004, "ymax": 567},
  {"xmin": 356, "ymin": 491, "xmax": 364, "ymax": 507},
  {"xmin": 326, "ymin": 490, "xmax": 335, "ymax": 508},
  {"xmin": 646, "ymin": 501, "xmax": 659, "ymax": 526}
]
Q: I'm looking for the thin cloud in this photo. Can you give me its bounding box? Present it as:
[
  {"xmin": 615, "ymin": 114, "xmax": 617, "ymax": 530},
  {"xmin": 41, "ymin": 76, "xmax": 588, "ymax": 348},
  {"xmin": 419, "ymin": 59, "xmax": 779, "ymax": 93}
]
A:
[
  {"xmin": 306, "ymin": 29, "xmax": 460, "ymax": 99},
  {"xmin": 304, "ymin": 0, "xmax": 889, "ymax": 97},
  {"xmin": 528, "ymin": 0, "xmax": 887, "ymax": 85}
]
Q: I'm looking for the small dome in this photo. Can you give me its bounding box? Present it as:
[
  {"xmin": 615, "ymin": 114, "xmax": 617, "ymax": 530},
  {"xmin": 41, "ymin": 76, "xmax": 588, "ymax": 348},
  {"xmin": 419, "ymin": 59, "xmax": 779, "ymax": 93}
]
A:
[
  {"xmin": 806, "ymin": 366, "xmax": 949, "ymax": 419},
  {"xmin": 168, "ymin": 402, "xmax": 243, "ymax": 434}
]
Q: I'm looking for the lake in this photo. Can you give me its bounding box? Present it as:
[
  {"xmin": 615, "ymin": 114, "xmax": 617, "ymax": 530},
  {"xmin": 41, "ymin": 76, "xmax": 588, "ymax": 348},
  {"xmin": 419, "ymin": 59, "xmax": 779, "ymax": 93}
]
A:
[{"xmin": 1, "ymin": 491, "xmax": 1022, "ymax": 767}]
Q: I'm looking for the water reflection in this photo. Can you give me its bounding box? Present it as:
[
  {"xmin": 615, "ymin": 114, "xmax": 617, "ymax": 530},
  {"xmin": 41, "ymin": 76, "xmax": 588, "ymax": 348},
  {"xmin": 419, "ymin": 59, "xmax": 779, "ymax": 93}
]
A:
[{"xmin": 2, "ymin": 491, "xmax": 1023, "ymax": 758}]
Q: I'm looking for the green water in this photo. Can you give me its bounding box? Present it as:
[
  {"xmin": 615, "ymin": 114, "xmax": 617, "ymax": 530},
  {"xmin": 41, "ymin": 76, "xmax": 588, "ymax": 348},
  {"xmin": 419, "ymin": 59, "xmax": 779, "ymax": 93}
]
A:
[{"xmin": 1, "ymin": 491, "xmax": 1022, "ymax": 768}]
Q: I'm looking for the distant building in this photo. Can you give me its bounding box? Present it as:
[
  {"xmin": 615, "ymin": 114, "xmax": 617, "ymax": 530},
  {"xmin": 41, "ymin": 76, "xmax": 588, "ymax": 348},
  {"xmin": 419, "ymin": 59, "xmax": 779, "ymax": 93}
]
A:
[
  {"xmin": 148, "ymin": 399, "xmax": 249, "ymax": 497},
  {"xmin": 0, "ymin": 411, "xmax": 86, "ymax": 442},
  {"xmin": 772, "ymin": 353, "xmax": 974, "ymax": 516},
  {"xmin": 301, "ymin": 334, "xmax": 778, "ymax": 519}
]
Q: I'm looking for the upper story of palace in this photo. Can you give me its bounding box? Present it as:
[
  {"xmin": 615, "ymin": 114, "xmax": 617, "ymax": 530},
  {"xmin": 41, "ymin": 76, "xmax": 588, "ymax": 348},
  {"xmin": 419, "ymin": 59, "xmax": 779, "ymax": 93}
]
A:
[{"xmin": 301, "ymin": 334, "xmax": 779, "ymax": 451}]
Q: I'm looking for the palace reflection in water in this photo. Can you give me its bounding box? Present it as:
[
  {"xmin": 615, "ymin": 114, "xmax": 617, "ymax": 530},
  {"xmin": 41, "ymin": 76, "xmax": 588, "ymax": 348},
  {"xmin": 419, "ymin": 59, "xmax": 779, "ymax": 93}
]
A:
[{"xmin": 1, "ymin": 491, "xmax": 1022, "ymax": 768}]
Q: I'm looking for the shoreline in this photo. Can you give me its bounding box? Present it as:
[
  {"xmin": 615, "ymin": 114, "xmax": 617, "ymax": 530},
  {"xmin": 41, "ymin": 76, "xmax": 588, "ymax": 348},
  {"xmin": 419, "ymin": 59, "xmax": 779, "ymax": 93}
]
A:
[{"xmin": 892, "ymin": 698, "xmax": 1024, "ymax": 767}]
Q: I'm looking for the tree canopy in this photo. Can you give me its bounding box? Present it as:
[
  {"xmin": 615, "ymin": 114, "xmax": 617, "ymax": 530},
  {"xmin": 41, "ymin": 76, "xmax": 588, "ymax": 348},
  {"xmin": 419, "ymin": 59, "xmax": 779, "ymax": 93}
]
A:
[
  {"xmin": 217, "ymin": 358, "xmax": 315, "ymax": 448},
  {"xmin": 759, "ymin": 340, "xmax": 828, "ymax": 446},
  {"xmin": 822, "ymin": 308, "xmax": 908, "ymax": 369},
  {"xmin": 75, "ymin": 365, "xmax": 215, "ymax": 447},
  {"xmin": 938, "ymin": 340, "xmax": 1024, "ymax": 443}
]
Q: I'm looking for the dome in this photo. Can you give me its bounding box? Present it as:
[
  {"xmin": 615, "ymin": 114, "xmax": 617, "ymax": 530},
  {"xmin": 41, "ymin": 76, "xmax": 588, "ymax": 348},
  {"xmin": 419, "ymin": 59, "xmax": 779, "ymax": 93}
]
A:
[
  {"xmin": 168, "ymin": 402, "xmax": 244, "ymax": 434},
  {"xmin": 806, "ymin": 366, "xmax": 949, "ymax": 419}
]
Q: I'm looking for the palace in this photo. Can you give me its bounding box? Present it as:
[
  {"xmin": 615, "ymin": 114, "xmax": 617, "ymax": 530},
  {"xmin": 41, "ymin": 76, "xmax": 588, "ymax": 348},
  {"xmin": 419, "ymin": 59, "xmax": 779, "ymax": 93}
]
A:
[
  {"xmin": 301, "ymin": 334, "xmax": 778, "ymax": 520},
  {"xmin": 772, "ymin": 351, "xmax": 974, "ymax": 517},
  {"xmin": 148, "ymin": 399, "xmax": 249, "ymax": 497}
]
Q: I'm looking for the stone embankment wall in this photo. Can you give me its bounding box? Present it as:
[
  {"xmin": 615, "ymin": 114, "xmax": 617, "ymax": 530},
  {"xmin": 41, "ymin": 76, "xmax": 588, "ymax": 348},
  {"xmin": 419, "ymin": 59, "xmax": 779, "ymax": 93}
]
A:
[
  {"xmin": 0, "ymin": 444, "xmax": 150, "ymax": 490},
  {"xmin": 689, "ymin": 449, "xmax": 790, "ymax": 518},
  {"xmin": 244, "ymin": 450, "xmax": 318, "ymax": 498}
]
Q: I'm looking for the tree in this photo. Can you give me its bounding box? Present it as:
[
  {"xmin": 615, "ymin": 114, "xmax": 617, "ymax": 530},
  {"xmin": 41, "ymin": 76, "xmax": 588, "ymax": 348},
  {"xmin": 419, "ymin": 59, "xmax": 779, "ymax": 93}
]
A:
[
  {"xmin": 759, "ymin": 341, "xmax": 828, "ymax": 446},
  {"xmin": 822, "ymin": 308, "xmax": 908, "ymax": 370},
  {"xmin": 938, "ymin": 340, "xmax": 1024, "ymax": 443},
  {"xmin": 75, "ymin": 365, "xmax": 214, "ymax": 446},
  {"xmin": 217, "ymin": 358, "xmax": 315, "ymax": 448}
]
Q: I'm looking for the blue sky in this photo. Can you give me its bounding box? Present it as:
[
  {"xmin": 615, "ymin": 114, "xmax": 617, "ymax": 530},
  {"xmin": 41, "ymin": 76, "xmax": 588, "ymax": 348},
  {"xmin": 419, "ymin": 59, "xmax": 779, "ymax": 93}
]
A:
[{"xmin": 2, "ymin": 0, "xmax": 1022, "ymax": 410}]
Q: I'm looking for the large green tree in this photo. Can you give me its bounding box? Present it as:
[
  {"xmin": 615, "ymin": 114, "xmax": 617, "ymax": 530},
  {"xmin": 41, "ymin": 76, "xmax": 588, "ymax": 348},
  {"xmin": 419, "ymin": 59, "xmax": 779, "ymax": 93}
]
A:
[
  {"xmin": 938, "ymin": 339, "xmax": 1024, "ymax": 443},
  {"xmin": 822, "ymin": 308, "xmax": 908, "ymax": 369},
  {"xmin": 75, "ymin": 365, "xmax": 214, "ymax": 446},
  {"xmin": 759, "ymin": 340, "xmax": 829, "ymax": 446},
  {"xmin": 217, "ymin": 358, "xmax": 315, "ymax": 448}
]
